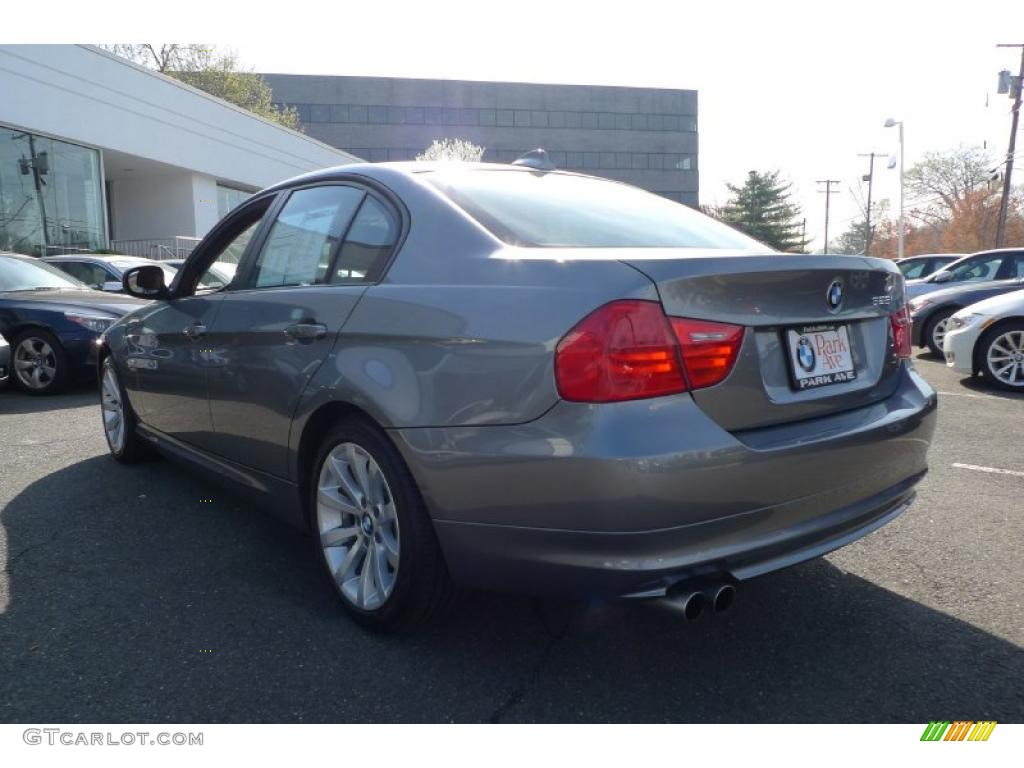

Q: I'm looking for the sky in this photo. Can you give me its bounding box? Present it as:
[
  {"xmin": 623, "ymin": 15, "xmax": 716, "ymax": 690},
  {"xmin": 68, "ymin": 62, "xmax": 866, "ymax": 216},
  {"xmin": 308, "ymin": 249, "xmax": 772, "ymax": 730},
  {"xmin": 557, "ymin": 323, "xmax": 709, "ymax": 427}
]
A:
[{"xmin": 20, "ymin": 0, "xmax": 1024, "ymax": 251}]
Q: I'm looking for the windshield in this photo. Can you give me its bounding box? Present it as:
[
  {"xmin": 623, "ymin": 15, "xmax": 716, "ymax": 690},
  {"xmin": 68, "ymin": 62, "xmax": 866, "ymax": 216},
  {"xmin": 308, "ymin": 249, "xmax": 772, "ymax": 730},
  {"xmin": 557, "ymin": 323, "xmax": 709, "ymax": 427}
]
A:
[
  {"xmin": 424, "ymin": 168, "xmax": 772, "ymax": 250},
  {"xmin": 0, "ymin": 255, "xmax": 88, "ymax": 291}
]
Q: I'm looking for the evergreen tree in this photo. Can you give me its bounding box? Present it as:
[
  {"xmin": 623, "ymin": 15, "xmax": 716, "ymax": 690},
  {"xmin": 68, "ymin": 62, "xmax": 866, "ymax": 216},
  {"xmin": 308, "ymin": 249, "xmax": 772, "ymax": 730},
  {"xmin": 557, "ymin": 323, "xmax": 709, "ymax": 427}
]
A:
[{"xmin": 720, "ymin": 171, "xmax": 808, "ymax": 252}]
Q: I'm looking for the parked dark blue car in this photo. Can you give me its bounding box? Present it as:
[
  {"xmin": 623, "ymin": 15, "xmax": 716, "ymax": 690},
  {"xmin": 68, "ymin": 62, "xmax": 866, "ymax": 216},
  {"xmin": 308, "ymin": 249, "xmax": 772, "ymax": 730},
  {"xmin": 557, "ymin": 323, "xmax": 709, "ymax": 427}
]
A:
[{"xmin": 0, "ymin": 252, "xmax": 146, "ymax": 394}]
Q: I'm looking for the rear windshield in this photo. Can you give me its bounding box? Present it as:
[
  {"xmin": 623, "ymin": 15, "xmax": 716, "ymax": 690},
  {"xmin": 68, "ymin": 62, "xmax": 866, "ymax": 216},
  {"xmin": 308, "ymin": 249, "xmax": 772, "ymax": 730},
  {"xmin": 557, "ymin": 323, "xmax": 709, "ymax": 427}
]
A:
[{"xmin": 423, "ymin": 168, "xmax": 770, "ymax": 250}]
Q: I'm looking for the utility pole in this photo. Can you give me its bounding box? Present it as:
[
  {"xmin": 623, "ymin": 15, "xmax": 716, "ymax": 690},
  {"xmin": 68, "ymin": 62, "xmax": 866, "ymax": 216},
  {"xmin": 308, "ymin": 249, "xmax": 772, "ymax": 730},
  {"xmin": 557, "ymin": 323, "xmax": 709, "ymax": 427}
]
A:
[
  {"xmin": 857, "ymin": 152, "xmax": 882, "ymax": 256},
  {"xmin": 995, "ymin": 43, "xmax": 1024, "ymax": 248},
  {"xmin": 817, "ymin": 180, "xmax": 841, "ymax": 254}
]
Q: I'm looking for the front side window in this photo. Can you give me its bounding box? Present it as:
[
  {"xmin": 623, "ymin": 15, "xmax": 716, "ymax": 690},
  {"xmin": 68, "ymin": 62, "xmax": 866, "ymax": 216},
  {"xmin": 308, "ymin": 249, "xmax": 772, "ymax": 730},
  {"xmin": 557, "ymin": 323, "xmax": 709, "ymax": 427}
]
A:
[
  {"xmin": 948, "ymin": 255, "xmax": 1002, "ymax": 282},
  {"xmin": 422, "ymin": 168, "xmax": 770, "ymax": 250},
  {"xmin": 251, "ymin": 186, "xmax": 365, "ymax": 289}
]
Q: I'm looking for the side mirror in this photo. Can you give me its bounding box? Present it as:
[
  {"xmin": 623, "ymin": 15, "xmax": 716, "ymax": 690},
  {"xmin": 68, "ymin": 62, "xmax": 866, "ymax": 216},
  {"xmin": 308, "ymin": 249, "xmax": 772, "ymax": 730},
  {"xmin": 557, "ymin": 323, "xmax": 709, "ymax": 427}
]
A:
[
  {"xmin": 122, "ymin": 265, "xmax": 170, "ymax": 299},
  {"xmin": 102, "ymin": 280, "xmax": 123, "ymax": 292},
  {"xmin": 931, "ymin": 270, "xmax": 953, "ymax": 283}
]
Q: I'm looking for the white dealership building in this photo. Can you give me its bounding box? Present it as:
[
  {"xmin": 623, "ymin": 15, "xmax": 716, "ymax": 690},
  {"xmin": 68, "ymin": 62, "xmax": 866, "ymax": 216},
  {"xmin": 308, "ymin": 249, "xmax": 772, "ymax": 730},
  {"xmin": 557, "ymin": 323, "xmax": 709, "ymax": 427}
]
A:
[{"xmin": 0, "ymin": 44, "xmax": 357, "ymax": 258}]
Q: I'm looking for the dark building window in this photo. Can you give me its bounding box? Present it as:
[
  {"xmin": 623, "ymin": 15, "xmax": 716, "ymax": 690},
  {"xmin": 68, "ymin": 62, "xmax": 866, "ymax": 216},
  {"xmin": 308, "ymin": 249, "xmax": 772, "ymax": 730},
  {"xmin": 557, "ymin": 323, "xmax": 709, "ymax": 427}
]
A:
[{"xmin": 479, "ymin": 109, "xmax": 496, "ymax": 126}]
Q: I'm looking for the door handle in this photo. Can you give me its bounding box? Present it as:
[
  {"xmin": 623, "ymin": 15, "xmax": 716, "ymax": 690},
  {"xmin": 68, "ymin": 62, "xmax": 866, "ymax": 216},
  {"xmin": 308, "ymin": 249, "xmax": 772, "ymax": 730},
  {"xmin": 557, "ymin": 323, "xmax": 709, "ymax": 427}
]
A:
[
  {"xmin": 183, "ymin": 323, "xmax": 207, "ymax": 340},
  {"xmin": 284, "ymin": 322, "xmax": 328, "ymax": 341}
]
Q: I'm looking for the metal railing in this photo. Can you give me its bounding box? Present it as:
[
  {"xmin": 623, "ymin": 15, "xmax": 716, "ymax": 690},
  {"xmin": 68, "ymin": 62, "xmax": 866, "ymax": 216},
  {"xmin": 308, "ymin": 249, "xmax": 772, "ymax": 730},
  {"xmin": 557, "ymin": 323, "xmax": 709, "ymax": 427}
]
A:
[{"xmin": 110, "ymin": 236, "xmax": 201, "ymax": 261}]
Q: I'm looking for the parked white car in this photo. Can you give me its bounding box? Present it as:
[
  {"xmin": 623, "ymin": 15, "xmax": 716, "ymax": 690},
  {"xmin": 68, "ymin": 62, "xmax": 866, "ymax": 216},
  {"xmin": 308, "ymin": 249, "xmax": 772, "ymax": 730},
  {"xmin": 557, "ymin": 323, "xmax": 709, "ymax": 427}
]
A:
[{"xmin": 944, "ymin": 288, "xmax": 1024, "ymax": 391}]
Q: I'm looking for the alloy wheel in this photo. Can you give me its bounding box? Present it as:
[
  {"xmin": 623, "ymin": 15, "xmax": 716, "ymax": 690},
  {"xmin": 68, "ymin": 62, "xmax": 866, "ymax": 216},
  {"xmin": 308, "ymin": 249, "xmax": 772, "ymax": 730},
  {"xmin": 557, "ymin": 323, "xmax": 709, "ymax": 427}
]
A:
[
  {"xmin": 931, "ymin": 316, "xmax": 952, "ymax": 353},
  {"xmin": 316, "ymin": 442, "xmax": 400, "ymax": 611},
  {"xmin": 13, "ymin": 337, "xmax": 57, "ymax": 391},
  {"xmin": 986, "ymin": 330, "xmax": 1024, "ymax": 388},
  {"xmin": 101, "ymin": 365, "xmax": 126, "ymax": 452}
]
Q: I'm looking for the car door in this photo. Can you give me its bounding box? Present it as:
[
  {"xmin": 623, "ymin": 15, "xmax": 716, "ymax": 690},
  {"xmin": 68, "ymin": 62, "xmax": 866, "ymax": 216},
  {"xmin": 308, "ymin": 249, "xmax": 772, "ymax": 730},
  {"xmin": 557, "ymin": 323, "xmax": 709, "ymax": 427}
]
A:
[
  {"xmin": 123, "ymin": 198, "xmax": 274, "ymax": 449},
  {"xmin": 203, "ymin": 182, "xmax": 401, "ymax": 478}
]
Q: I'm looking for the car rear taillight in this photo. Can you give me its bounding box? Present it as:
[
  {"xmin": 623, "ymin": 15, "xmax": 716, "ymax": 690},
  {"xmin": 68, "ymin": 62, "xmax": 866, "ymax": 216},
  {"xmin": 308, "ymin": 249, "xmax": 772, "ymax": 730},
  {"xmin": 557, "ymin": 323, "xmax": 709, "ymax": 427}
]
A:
[
  {"xmin": 555, "ymin": 300, "xmax": 743, "ymax": 402},
  {"xmin": 668, "ymin": 318, "xmax": 745, "ymax": 389},
  {"xmin": 890, "ymin": 304, "xmax": 912, "ymax": 359}
]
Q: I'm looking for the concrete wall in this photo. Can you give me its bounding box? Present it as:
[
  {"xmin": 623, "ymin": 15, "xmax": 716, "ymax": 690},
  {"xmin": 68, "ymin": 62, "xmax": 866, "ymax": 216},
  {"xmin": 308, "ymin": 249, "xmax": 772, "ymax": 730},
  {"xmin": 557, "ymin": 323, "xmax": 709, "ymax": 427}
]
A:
[{"xmin": 264, "ymin": 74, "xmax": 699, "ymax": 205}]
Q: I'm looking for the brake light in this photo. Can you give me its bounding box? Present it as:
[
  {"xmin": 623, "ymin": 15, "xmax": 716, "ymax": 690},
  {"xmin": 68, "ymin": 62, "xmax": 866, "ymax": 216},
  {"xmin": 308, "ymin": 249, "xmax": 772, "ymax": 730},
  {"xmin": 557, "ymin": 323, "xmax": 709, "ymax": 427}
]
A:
[
  {"xmin": 890, "ymin": 304, "xmax": 912, "ymax": 359},
  {"xmin": 555, "ymin": 300, "xmax": 687, "ymax": 402},
  {"xmin": 669, "ymin": 318, "xmax": 745, "ymax": 389},
  {"xmin": 554, "ymin": 301, "xmax": 745, "ymax": 402}
]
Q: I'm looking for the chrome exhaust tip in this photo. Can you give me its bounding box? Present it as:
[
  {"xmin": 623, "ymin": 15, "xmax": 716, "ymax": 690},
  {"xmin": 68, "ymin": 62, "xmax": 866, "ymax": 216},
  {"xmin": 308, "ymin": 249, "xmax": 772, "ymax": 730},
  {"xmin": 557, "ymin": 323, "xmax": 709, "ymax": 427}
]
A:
[
  {"xmin": 661, "ymin": 590, "xmax": 706, "ymax": 621},
  {"xmin": 711, "ymin": 583, "xmax": 736, "ymax": 614}
]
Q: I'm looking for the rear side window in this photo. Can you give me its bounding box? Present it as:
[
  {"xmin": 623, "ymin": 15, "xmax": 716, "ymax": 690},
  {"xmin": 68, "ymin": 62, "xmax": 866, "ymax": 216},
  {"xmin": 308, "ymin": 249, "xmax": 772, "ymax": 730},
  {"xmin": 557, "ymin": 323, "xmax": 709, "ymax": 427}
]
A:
[
  {"xmin": 329, "ymin": 196, "xmax": 399, "ymax": 283},
  {"xmin": 423, "ymin": 168, "xmax": 770, "ymax": 250},
  {"xmin": 251, "ymin": 186, "xmax": 364, "ymax": 288}
]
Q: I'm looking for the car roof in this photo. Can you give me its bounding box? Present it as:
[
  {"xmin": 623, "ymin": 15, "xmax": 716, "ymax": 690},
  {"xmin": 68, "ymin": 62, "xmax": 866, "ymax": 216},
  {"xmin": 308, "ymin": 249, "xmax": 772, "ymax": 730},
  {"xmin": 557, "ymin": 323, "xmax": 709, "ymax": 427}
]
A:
[{"xmin": 260, "ymin": 161, "xmax": 606, "ymax": 197}]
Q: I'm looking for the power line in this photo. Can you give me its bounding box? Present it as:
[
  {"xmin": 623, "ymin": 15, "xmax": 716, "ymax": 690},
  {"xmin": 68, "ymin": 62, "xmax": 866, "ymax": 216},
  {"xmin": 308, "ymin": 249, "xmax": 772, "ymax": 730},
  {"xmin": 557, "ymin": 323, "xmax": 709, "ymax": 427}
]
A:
[{"xmin": 817, "ymin": 180, "xmax": 841, "ymax": 254}]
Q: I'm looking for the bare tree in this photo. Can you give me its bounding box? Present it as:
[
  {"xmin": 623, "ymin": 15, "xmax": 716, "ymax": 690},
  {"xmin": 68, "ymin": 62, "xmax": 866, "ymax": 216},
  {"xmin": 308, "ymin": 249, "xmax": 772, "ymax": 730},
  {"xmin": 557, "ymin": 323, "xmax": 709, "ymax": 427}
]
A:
[{"xmin": 416, "ymin": 139, "xmax": 485, "ymax": 162}]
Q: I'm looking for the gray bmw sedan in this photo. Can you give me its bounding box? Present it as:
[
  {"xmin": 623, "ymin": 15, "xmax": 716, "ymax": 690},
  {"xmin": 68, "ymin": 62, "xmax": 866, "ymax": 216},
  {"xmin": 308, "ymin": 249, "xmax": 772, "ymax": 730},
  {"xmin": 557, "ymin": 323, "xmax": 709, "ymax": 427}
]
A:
[{"xmin": 99, "ymin": 159, "xmax": 936, "ymax": 631}]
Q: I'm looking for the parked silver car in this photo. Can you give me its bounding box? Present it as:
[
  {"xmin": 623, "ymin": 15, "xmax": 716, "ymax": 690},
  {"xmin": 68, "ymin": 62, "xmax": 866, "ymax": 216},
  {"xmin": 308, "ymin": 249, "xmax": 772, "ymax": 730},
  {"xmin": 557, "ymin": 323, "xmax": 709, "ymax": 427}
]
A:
[{"xmin": 100, "ymin": 160, "xmax": 937, "ymax": 631}]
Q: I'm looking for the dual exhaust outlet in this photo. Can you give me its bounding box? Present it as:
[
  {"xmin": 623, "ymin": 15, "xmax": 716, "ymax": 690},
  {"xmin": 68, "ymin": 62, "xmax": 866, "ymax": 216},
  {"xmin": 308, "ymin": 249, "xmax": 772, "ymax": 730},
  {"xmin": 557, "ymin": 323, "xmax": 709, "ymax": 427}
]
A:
[{"xmin": 660, "ymin": 581, "xmax": 736, "ymax": 621}]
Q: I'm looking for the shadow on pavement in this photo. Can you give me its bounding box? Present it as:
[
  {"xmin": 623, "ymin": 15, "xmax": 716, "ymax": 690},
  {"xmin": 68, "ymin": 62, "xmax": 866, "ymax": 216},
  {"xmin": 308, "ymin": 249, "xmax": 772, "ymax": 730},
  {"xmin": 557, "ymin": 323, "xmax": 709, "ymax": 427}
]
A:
[
  {"xmin": 0, "ymin": 384, "xmax": 97, "ymax": 415},
  {"xmin": 1, "ymin": 454, "xmax": 1022, "ymax": 723}
]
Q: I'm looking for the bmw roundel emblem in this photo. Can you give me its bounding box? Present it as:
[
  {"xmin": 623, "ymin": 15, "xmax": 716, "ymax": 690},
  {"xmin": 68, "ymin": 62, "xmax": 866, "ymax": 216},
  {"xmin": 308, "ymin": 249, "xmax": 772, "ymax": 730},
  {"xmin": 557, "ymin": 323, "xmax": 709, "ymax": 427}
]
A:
[
  {"xmin": 797, "ymin": 336, "xmax": 816, "ymax": 372},
  {"xmin": 826, "ymin": 279, "xmax": 844, "ymax": 313}
]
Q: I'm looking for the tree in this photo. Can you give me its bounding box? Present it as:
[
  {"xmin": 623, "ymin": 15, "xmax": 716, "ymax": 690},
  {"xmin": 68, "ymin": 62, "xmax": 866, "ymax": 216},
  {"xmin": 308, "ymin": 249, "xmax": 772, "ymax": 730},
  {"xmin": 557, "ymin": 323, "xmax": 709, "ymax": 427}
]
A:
[
  {"xmin": 830, "ymin": 217, "xmax": 870, "ymax": 255},
  {"xmin": 905, "ymin": 145, "xmax": 993, "ymax": 223},
  {"xmin": 416, "ymin": 138, "xmax": 485, "ymax": 162},
  {"xmin": 99, "ymin": 44, "xmax": 301, "ymax": 131},
  {"xmin": 719, "ymin": 171, "xmax": 807, "ymax": 252}
]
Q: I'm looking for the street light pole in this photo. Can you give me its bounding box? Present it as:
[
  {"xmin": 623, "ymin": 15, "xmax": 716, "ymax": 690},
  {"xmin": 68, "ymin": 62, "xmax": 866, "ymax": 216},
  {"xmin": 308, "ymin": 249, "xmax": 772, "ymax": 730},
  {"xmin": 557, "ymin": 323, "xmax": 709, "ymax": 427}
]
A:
[
  {"xmin": 995, "ymin": 44, "xmax": 1024, "ymax": 248},
  {"xmin": 885, "ymin": 118, "xmax": 905, "ymax": 259}
]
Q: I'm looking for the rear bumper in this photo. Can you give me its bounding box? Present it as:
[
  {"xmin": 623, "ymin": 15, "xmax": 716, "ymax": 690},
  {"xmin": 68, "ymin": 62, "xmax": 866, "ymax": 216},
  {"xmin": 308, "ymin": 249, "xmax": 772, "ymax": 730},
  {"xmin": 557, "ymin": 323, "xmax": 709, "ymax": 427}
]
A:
[{"xmin": 391, "ymin": 365, "xmax": 937, "ymax": 599}]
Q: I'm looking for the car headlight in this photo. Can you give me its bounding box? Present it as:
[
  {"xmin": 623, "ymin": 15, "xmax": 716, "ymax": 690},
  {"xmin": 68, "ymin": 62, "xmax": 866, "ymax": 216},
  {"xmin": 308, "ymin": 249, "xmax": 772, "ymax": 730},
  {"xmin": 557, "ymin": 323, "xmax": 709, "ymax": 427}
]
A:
[
  {"xmin": 64, "ymin": 312, "xmax": 116, "ymax": 333},
  {"xmin": 950, "ymin": 313, "xmax": 984, "ymax": 330},
  {"xmin": 908, "ymin": 298, "xmax": 931, "ymax": 315}
]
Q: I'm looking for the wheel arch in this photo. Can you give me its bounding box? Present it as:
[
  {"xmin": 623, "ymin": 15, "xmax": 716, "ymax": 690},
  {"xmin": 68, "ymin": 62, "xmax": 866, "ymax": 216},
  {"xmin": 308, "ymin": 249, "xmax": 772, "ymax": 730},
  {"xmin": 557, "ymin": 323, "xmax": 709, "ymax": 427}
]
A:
[{"xmin": 294, "ymin": 399, "xmax": 386, "ymax": 526}]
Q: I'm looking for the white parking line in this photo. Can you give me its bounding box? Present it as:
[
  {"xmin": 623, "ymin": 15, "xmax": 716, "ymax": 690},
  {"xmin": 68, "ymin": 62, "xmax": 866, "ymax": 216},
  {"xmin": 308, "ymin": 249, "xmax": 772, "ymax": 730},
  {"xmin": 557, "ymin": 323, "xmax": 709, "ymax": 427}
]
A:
[
  {"xmin": 952, "ymin": 462, "xmax": 1024, "ymax": 478},
  {"xmin": 936, "ymin": 390, "xmax": 1016, "ymax": 402}
]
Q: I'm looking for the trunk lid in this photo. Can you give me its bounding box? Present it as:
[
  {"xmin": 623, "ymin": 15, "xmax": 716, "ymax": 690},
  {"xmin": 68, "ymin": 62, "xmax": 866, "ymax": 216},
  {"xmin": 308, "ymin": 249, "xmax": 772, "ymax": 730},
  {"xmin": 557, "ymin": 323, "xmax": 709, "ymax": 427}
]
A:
[{"xmin": 620, "ymin": 252, "xmax": 905, "ymax": 431}]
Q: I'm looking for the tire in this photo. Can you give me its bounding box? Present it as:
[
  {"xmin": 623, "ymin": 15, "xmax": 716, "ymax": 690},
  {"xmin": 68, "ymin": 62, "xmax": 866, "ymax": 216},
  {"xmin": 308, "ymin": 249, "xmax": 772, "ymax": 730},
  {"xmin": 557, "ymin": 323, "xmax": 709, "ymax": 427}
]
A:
[
  {"xmin": 977, "ymin": 321, "xmax": 1024, "ymax": 392},
  {"xmin": 11, "ymin": 328, "xmax": 70, "ymax": 395},
  {"xmin": 924, "ymin": 308, "xmax": 957, "ymax": 357},
  {"xmin": 310, "ymin": 418, "xmax": 452, "ymax": 632},
  {"xmin": 100, "ymin": 356, "xmax": 150, "ymax": 463}
]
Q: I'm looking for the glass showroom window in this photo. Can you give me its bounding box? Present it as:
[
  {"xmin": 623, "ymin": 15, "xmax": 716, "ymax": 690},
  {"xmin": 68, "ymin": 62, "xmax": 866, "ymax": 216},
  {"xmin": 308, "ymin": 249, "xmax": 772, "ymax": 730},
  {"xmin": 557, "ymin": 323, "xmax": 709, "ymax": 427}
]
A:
[
  {"xmin": 0, "ymin": 126, "xmax": 105, "ymax": 256},
  {"xmin": 217, "ymin": 184, "xmax": 253, "ymax": 219}
]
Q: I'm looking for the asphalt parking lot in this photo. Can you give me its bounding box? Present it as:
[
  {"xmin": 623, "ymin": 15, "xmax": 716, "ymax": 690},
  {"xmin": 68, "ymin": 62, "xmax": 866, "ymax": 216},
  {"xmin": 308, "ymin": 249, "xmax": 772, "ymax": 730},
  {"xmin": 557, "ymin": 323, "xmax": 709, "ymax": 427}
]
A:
[{"xmin": 1, "ymin": 354, "xmax": 1022, "ymax": 723}]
